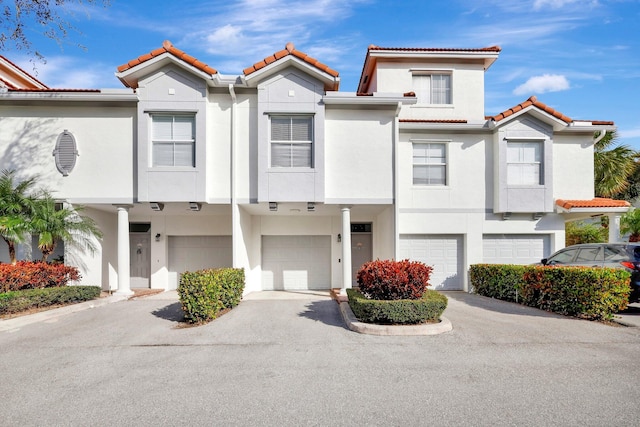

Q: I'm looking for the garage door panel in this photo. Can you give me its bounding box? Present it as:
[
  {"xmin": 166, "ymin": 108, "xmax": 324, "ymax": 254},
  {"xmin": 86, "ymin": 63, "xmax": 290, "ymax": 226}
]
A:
[
  {"xmin": 399, "ymin": 235, "xmax": 463, "ymax": 291},
  {"xmin": 483, "ymin": 235, "xmax": 549, "ymax": 265},
  {"xmin": 168, "ymin": 236, "xmax": 232, "ymax": 275},
  {"xmin": 262, "ymin": 236, "xmax": 331, "ymax": 290}
]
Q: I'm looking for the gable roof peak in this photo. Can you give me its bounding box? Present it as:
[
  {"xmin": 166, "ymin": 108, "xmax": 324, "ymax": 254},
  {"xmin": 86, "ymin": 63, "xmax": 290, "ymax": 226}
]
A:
[{"xmin": 285, "ymin": 42, "xmax": 295, "ymax": 53}]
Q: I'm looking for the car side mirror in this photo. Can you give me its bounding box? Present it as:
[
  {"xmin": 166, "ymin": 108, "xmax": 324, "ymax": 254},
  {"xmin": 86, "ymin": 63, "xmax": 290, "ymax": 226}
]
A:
[{"xmin": 541, "ymin": 258, "xmax": 548, "ymax": 265}]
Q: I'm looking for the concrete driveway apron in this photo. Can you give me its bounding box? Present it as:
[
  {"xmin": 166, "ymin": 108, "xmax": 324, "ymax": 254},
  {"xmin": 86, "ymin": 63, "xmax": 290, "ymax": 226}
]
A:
[{"xmin": 1, "ymin": 290, "xmax": 639, "ymax": 426}]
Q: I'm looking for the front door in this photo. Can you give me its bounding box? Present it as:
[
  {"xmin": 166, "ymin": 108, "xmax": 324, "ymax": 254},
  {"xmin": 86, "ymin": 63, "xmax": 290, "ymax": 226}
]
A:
[
  {"xmin": 351, "ymin": 226, "xmax": 372, "ymax": 287},
  {"xmin": 130, "ymin": 233, "xmax": 150, "ymax": 288}
]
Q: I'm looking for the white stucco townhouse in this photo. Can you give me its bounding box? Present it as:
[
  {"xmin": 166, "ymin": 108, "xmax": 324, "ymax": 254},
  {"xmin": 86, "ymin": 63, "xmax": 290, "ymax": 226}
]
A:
[{"xmin": 0, "ymin": 42, "xmax": 629, "ymax": 295}]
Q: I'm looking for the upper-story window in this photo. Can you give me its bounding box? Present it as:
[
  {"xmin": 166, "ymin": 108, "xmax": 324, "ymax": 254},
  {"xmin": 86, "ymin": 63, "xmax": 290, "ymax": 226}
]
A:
[
  {"xmin": 151, "ymin": 114, "xmax": 195, "ymax": 167},
  {"xmin": 412, "ymin": 73, "xmax": 451, "ymax": 104},
  {"xmin": 270, "ymin": 115, "xmax": 313, "ymax": 168},
  {"xmin": 507, "ymin": 141, "xmax": 542, "ymax": 185},
  {"xmin": 413, "ymin": 143, "xmax": 446, "ymax": 185}
]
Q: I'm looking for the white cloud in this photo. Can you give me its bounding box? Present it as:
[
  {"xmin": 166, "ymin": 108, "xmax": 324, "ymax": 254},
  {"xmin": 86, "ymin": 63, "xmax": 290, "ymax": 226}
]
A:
[
  {"xmin": 513, "ymin": 74, "xmax": 570, "ymax": 95},
  {"xmin": 533, "ymin": 0, "xmax": 598, "ymax": 10},
  {"xmin": 14, "ymin": 56, "xmax": 120, "ymax": 89},
  {"xmin": 619, "ymin": 128, "xmax": 640, "ymax": 139}
]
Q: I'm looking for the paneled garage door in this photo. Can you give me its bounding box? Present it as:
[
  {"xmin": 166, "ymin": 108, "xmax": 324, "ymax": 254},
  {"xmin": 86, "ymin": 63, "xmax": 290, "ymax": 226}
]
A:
[
  {"xmin": 482, "ymin": 234, "xmax": 549, "ymax": 265},
  {"xmin": 168, "ymin": 236, "xmax": 232, "ymax": 289},
  {"xmin": 262, "ymin": 235, "xmax": 331, "ymax": 290},
  {"xmin": 399, "ymin": 235, "xmax": 463, "ymax": 290}
]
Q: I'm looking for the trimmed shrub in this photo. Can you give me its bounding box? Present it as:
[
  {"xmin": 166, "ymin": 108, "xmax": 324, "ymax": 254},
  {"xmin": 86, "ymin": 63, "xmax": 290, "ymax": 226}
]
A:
[
  {"xmin": 565, "ymin": 221, "xmax": 607, "ymax": 246},
  {"xmin": 347, "ymin": 288, "xmax": 447, "ymax": 324},
  {"xmin": 0, "ymin": 261, "xmax": 81, "ymax": 292},
  {"xmin": 469, "ymin": 264, "xmax": 630, "ymax": 321},
  {"xmin": 178, "ymin": 268, "xmax": 245, "ymax": 324},
  {"xmin": 0, "ymin": 286, "xmax": 100, "ymax": 315},
  {"xmin": 357, "ymin": 259, "xmax": 433, "ymax": 300}
]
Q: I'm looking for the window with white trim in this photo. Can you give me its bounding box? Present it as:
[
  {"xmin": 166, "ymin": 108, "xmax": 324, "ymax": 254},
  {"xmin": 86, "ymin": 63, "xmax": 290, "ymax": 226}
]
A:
[
  {"xmin": 507, "ymin": 141, "xmax": 542, "ymax": 185},
  {"xmin": 270, "ymin": 116, "xmax": 313, "ymax": 168},
  {"xmin": 412, "ymin": 74, "xmax": 451, "ymax": 104},
  {"xmin": 151, "ymin": 114, "xmax": 195, "ymax": 167},
  {"xmin": 413, "ymin": 143, "xmax": 446, "ymax": 185}
]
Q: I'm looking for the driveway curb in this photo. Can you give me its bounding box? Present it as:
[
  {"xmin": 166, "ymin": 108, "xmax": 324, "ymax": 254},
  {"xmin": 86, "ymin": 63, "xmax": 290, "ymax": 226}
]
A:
[{"xmin": 338, "ymin": 301, "xmax": 452, "ymax": 336}]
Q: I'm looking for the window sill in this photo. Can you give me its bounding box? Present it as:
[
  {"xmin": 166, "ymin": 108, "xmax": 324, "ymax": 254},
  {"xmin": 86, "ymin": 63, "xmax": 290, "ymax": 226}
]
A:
[
  {"xmin": 412, "ymin": 185, "xmax": 450, "ymax": 189},
  {"xmin": 268, "ymin": 168, "xmax": 315, "ymax": 172},
  {"xmin": 149, "ymin": 167, "xmax": 197, "ymax": 172},
  {"xmin": 410, "ymin": 104, "xmax": 454, "ymax": 109}
]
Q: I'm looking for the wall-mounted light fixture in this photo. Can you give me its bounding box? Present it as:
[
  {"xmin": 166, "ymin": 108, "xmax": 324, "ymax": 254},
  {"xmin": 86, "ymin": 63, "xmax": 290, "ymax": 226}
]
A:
[
  {"xmin": 307, "ymin": 202, "xmax": 315, "ymax": 212},
  {"xmin": 150, "ymin": 202, "xmax": 164, "ymax": 211},
  {"xmin": 502, "ymin": 212, "xmax": 511, "ymax": 221},
  {"xmin": 337, "ymin": 233, "xmax": 341, "ymax": 243},
  {"xmin": 155, "ymin": 233, "xmax": 161, "ymax": 242},
  {"xmin": 189, "ymin": 202, "xmax": 201, "ymax": 211},
  {"xmin": 269, "ymin": 202, "xmax": 278, "ymax": 212},
  {"xmin": 532, "ymin": 212, "xmax": 544, "ymax": 220}
]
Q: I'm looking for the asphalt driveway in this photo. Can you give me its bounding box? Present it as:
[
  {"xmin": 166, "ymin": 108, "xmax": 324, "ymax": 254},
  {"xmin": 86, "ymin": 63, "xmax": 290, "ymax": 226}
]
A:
[{"xmin": 1, "ymin": 291, "xmax": 639, "ymax": 426}]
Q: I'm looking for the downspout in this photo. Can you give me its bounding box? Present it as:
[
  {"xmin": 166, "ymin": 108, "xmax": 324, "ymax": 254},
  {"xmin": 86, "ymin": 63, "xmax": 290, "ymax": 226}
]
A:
[
  {"xmin": 393, "ymin": 101, "xmax": 401, "ymax": 260},
  {"xmin": 593, "ymin": 129, "xmax": 607, "ymax": 145},
  {"xmin": 229, "ymin": 84, "xmax": 238, "ymax": 267}
]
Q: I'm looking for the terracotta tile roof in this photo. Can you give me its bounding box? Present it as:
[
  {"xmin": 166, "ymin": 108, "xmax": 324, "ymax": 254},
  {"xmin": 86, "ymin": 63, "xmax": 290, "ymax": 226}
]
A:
[
  {"xmin": 400, "ymin": 119, "xmax": 468, "ymax": 124},
  {"xmin": 0, "ymin": 76, "xmax": 17, "ymax": 89},
  {"xmin": 556, "ymin": 198, "xmax": 630, "ymax": 210},
  {"xmin": 367, "ymin": 45, "xmax": 502, "ymax": 53},
  {"xmin": 0, "ymin": 55, "xmax": 49, "ymax": 89},
  {"xmin": 243, "ymin": 42, "xmax": 339, "ymax": 78},
  {"xmin": 117, "ymin": 40, "xmax": 217, "ymax": 75},
  {"xmin": 490, "ymin": 96, "xmax": 572, "ymax": 123},
  {"xmin": 7, "ymin": 88, "xmax": 100, "ymax": 93},
  {"xmin": 587, "ymin": 120, "xmax": 615, "ymax": 126}
]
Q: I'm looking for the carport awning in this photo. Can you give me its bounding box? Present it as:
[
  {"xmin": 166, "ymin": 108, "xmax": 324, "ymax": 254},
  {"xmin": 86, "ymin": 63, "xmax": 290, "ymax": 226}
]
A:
[{"xmin": 555, "ymin": 198, "xmax": 630, "ymax": 214}]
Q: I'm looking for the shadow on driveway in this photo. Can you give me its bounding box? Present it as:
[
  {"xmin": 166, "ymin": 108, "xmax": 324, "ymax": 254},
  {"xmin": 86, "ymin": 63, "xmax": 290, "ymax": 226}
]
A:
[
  {"xmin": 152, "ymin": 302, "xmax": 185, "ymax": 322},
  {"xmin": 297, "ymin": 299, "xmax": 347, "ymax": 329},
  {"xmin": 442, "ymin": 291, "xmax": 561, "ymax": 318}
]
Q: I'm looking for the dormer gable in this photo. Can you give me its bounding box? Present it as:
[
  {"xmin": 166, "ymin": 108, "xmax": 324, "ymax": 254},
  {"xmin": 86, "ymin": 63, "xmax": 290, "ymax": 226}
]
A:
[
  {"xmin": 243, "ymin": 42, "xmax": 340, "ymax": 91},
  {"xmin": 116, "ymin": 40, "xmax": 217, "ymax": 89}
]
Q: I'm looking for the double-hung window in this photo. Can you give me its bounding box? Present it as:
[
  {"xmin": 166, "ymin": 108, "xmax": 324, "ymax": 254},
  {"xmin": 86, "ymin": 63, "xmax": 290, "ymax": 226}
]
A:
[
  {"xmin": 270, "ymin": 116, "xmax": 313, "ymax": 168},
  {"xmin": 507, "ymin": 141, "xmax": 542, "ymax": 185},
  {"xmin": 413, "ymin": 143, "xmax": 447, "ymax": 185},
  {"xmin": 151, "ymin": 114, "xmax": 195, "ymax": 167},
  {"xmin": 412, "ymin": 73, "xmax": 451, "ymax": 104}
]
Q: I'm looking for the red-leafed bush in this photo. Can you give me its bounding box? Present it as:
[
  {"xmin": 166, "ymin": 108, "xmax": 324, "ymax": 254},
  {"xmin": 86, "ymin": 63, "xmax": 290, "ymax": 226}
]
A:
[
  {"xmin": 356, "ymin": 259, "xmax": 433, "ymax": 300},
  {"xmin": 0, "ymin": 261, "xmax": 81, "ymax": 292}
]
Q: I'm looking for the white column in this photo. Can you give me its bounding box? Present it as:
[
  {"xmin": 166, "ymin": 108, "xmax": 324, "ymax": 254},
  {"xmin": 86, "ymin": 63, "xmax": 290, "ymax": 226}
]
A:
[
  {"xmin": 341, "ymin": 206, "xmax": 352, "ymax": 295},
  {"xmin": 608, "ymin": 213, "xmax": 622, "ymax": 243},
  {"xmin": 115, "ymin": 205, "xmax": 133, "ymax": 296}
]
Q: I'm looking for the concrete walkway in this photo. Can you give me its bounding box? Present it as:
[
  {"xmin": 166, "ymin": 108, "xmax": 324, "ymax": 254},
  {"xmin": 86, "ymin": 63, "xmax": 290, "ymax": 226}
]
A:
[{"xmin": 1, "ymin": 290, "xmax": 639, "ymax": 425}]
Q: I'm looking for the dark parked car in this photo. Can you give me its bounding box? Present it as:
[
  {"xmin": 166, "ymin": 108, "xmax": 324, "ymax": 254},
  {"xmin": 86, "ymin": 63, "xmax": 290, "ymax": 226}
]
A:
[{"xmin": 540, "ymin": 243, "xmax": 640, "ymax": 303}]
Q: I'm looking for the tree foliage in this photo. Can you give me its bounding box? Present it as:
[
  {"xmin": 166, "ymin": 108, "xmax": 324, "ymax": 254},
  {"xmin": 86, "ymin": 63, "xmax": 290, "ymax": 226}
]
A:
[
  {"xmin": 0, "ymin": 0, "xmax": 110, "ymax": 60},
  {"xmin": 565, "ymin": 220, "xmax": 607, "ymax": 246},
  {"xmin": 594, "ymin": 130, "xmax": 639, "ymax": 199},
  {"xmin": 0, "ymin": 169, "xmax": 102, "ymax": 264},
  {"xmin": 620, "ymin": 208, "xmax": 640, "ymax": 242}
]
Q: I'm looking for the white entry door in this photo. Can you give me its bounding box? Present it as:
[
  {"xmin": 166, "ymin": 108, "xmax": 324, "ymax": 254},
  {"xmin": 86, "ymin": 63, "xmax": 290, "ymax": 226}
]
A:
[
  {"xmin": 351, "ymin": 233, "xmax": 372, "ymax": 286},
  {"xmin": 130, "ymin": 233, "xmax": 150, "ymax": 288}
]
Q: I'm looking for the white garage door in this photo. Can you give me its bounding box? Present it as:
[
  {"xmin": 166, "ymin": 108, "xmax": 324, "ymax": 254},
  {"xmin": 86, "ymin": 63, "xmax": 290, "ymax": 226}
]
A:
[
  {"xmin": 168, "ymin": 236, "xmax": 232, "ymax": 289},
  {"xmin": 483, "ymin": 234, "xmax": 549, "ymax": 265},
  {"xmin": 262, "ymin": 236, "xmax": 331, "ymax": 290},
  {"xmin": 399, "ymin": 235, "xmax": 463, "ymax": 290}
]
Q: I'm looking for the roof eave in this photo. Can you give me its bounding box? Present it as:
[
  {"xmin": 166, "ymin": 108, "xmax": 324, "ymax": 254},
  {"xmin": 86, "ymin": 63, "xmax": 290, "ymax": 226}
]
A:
[
  {"xmin": 115, "ymin": 53, "xmax": 215, "ymax": 89},
  {"xmin": 243, "ymin": 56, "xmax": 340, "ymax": 91}
]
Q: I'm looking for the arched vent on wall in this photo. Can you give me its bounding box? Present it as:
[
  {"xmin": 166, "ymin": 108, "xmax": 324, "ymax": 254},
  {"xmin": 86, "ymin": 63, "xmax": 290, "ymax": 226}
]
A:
[{"xmin": 52, "ymin": 130, "xmax": 78, "ymax": 176}]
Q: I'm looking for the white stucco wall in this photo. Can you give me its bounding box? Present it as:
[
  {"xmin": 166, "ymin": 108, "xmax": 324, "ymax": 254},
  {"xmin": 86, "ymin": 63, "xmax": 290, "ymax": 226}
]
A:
[
  {"xmin": 373, "ymin": 61, "xmax": 486, "ymax": 121},
  {"xmin": 325, "ymin": 109, "xmax": 394, "ymax": 203},
  {"xmin": 552, "ymin": 133, "xmax": 595, "ymax": 200},
  {"xmin": 0, "ymin": 105, "xmax": 135, "ymax": 203}
]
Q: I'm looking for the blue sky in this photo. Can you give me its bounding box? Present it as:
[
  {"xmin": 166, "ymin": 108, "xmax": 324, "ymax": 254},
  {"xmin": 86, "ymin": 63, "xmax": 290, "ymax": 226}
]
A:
[{"xmin": 7, "ymin": 0, "xmax": 640, "ymax": 148}]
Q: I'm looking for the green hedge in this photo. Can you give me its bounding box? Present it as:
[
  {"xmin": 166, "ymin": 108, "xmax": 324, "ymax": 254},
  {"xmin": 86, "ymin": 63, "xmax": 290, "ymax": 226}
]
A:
[
  {"xmin": 178, "ymin": 268, "xmax": 245, "ymax": 324},
  {"xmin": 0, "ymin": 286, "xmax": 101, "ymax": 315},
  {"xmin": 469, "ymin": 264, "xmax": 630, "ymax": 321},
  {"xmin": 347, "ymin": 288, "xmax": 448, "ymax": 325}
]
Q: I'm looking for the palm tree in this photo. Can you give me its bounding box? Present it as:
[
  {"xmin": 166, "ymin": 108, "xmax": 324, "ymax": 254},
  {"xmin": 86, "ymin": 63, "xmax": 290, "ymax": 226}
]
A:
[
  {"xmin": 594, "ymin": 131, "xmax": 639, "ymax": 198},
  {"xmin": 620, "ymin": 208, "xmax": 640, "ymax": 242},
  {"xmin": 0, "ymin": 169, "xmax": 40, "ymax": 264},
  {"xmin": 30, "ymin": 195, "xmax": 103, "ymax": 262}
]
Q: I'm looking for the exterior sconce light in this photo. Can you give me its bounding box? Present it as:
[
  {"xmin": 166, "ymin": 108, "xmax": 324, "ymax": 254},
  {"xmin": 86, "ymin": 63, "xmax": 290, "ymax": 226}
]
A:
[
  {"xmin": 337, "ymin": 233, "xmax": 341, "ymax": 242},
  {"xmin": 189, "ymin": 202, "xmax": 201, "ymax": 211},
  {"xmin": 269, "ymin": 202, "xmax": 278, "ymax": 211},
  {"xmin": 150, "ymin": 202, "xmax": 164, "ymax": 211},
  {"xmin": 307, "ymin": 202, "xmax": 315, "ymax": 212},
  {"xmin": 502, "ymin": 212, "xmax": 511, "ymax": 221},
  {"xmin": 155, "ymin": 233, "xmax": 161, "ymax": 242},
  {"xmin": 532, "ymin": 212, "xmax": 544, "ymax": 220}
]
